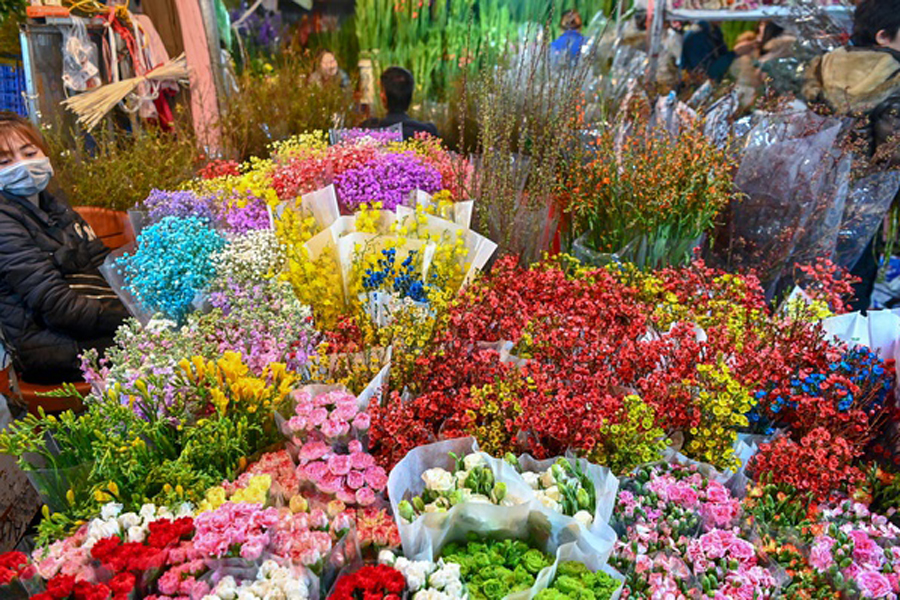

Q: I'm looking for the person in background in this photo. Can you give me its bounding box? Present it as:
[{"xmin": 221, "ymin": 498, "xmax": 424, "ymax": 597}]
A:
[
  {"xmin": 0, "ymin": 112, "xmax": 128, "ymax": 384},
  {"xmin": 804, "ymin": 0, "xmax": 900, "ymax": 311},
  {"xmin": 308, "ymin": 49, "xmax": 351, "ymax": 90},
  {"xmin": 730, "ymin": 22, "xmax": 797, "ymax": 107},
  {"xmin": 360, "ymin": 66, "xmax": 439, "ymax": 141},
  {"xmin": 680, "ymin": 20, "xmax": 758, "ymax": 81},
  {"xmin": 551, "ymin": 9, "xmax": 586, "ymax": 63}
]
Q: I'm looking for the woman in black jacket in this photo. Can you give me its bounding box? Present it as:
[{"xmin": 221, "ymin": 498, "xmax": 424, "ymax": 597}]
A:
[{"xmin": 0, "ymin": 112, "xmax": 128, "ymax": 383}]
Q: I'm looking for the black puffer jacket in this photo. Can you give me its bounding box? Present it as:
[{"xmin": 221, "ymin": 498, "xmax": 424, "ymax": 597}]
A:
[{"xmin": 0, "ymin": 190, "xmax": 128, "ymax": 381}]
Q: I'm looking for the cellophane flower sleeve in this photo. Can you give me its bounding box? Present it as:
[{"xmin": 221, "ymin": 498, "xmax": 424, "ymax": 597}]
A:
[
  {"xmin": 835, "ymin": 171, "xmax": 900, "ymax": 269},
  {"xmin": 386, "ymin": 437, "xmax": 535, "ymax": 559},
  {"xmin": 726, "ymin": 110, "xmax": 849, "ymax": 296},
  {"xmin": 99, "ymin": 244, "xmax": 155, "ymax": 326},
  {"xmin": 412, "ymin": 503, "xmax": 617, "ymax": 600},
  {"xmin": 515, "ymin": 454, "xmax": 619, "ymax": 537}
]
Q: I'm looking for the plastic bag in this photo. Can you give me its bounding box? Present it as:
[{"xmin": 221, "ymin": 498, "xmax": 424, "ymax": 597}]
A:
[
  {"xmin": 725, "ymin": 109, "xmax": 849, "ymax": 296},
  {"xmin": 99, "ymin": 244, "xmax": 155, "ymax": 326},
  {"xmin": 835, "ymin": 171, "xmax": 900, "ymax": 269},
  {"xmin": 330, "ymin": 122, "xmax": 404, "ymax": 145},
  {"xmin": 61, "ymin": 17, "xmax": 100, "ymax": 92}
]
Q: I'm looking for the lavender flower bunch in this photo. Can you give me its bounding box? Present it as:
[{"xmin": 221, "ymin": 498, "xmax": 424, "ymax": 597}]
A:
[
  {"xmin": 224, "ymin": 193, "xmax": 271, "ymax": 235},
  {"xmin": 82, "ymin": 278, "xmax": 318, "ymax": 418},
  {"xmin": 335, "ymin": 151, "xmax": 442, "ymax": 211},
  {"xmin": 143, "ymin": 188, "xmax": 220, "ymax": 223}
]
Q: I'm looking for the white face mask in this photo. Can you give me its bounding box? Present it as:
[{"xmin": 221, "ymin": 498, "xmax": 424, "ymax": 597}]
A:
[{"xmin": 0, "ymin": 157, "xmax": 53, "ymax": 198}]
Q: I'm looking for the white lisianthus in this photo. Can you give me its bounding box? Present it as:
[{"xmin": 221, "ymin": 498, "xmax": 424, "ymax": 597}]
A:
[
  {"xmin": 454, "ymin": 470, "xmax": 470, "ymax": 485},
  {"xmin": 500, "ymin": 496, "xmax": 522, "ymax": 507},
  {"xmin": 126, "ymin": 525, "xmax": 146, "ymax": 543},
  {"xmin": 414, "ymin": 590, "xmax": 452, "ymax": 600},
  {"xmin": 118, "ymin": 512, "xmax": 141, "ymax": 530},
  {"xmin": 539, "ymin": 470, "xmax": 556, "ymax": 489},
  {"xmin": 467, "ymin": 494, "xmax": 492, "ymax": 504},
  {"xmin": 422, "ymin": 468, "xmax": 455, "ymax": 492},
  {"xmin": 521, "ymin": 472, "xmax": 540, "ymax": 489},
  {"xmin": 543, "ymin": 485, "xmax": 562, "ymax": 502},
  {"xmin": 139, "ymin": 503, "xmax": 157, "ymax": 522},
  {"xmin": 573, "ymin": 510, "xmax": 594, "ymax": 527},
  {"xmin": 463, "ymin": 453, "xmax": 486, "ymax": 471},
  {"xmin": 535, "ymin": 492, "xmax": 560, "ymax": 512},
  {"xmin": 378, "ymin": 550, "xmax": 397, "ymax": 566}
]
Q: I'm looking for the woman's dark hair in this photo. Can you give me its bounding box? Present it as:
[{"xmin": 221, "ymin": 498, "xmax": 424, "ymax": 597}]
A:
[
  {"xmin": 561, "ymin": 9, "xmax": 583, "ymax": 31},
  {"xmin": 0, "ymin": 112, "xmax": 48, "ymax": 157},
  {"xmin": 634, "ymin": 9, "xmax": 648, "ymax": 32},
  {"xmin": 380, "ymin": 66, "xmax": 414, "ymax": 113},
  {"xmin": 759, "ymin": 21, "xmax": 785, "ymax": 47},
  {"xmin": 852, "ymin": 0, "xmax": 900, "ymax": 47}
]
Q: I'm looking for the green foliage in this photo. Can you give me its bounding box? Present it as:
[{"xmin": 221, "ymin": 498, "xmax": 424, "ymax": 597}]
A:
[
  {"xmin": 217, "ymin": 54, "xmax": 354, "ymax": 161},
  {"xmin": 44, "ymin": 114, "xmax": 200, "ymax": 212}
]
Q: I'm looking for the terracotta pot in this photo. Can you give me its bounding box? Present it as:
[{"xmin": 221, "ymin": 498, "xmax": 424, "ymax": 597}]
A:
[{"xmin": 72, "ymin": 206, "xmax": 135, "ymax": 250}]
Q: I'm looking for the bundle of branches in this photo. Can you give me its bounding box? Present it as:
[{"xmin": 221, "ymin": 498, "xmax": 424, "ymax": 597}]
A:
[{"xmin": 61, "ymin": 54, "xmax": 188, "ymax": 130}]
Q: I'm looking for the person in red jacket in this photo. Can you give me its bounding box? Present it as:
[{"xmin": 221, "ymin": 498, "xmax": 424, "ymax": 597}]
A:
[{"xmin": 0, "ymin": 112, "xmax": 128, "ymax": 383}]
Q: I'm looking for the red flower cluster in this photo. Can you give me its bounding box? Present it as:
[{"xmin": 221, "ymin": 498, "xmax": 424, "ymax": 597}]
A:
[
  {"xmin": 34, "ymin": 574, "xmax": 120, "ymax": 600},
  {"xmin": 748, "ymin": 428, "xmax": 864, "ymax": 501},
  {"xmin": 369, "ymin": 256, "xmax": 708, "ymax": 467},
  {"xmin": 91, "ymin": 535, "xmax": 165, "ymax": 573},
  {"xmin": 0, "ymin": 550, "xmax": 34, "ymax": 586},
  {"xmin": 329, "ymin": 564, "xmax": 406, "ymax": 600},
  {"xmin": 198, "ymin": 159, "xmax": 241, "ymax": 180},
  {"xmin": 795, "ymin": 257, "xmax": 859, "ymax": 315},
  {"xmin": 146, "ymin": 517, "xmax": 194, "ymax": 549}
]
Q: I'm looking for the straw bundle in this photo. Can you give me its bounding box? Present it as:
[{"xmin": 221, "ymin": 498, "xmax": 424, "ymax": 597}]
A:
[{"xmin": 61, "ymin": 54, "xmax": 189, "ymax": 131}]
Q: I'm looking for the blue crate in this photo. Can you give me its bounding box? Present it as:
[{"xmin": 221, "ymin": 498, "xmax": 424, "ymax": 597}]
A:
[{"xmin": 0, "ymin": 65, "xmax": 27, "ymax": 116}]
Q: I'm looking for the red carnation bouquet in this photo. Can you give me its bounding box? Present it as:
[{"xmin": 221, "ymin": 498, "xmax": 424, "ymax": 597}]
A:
[
  {"xmin": 0, "ymin": 551, "xmax": 36, "ymax": 598},
  {"xmin": 328, "ymin": 564, "xmax": 406, "ymax": 600}
]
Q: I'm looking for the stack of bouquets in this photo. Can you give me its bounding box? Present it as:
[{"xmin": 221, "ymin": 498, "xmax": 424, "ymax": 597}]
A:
[
  {"xmin": 273, "ymin": 185, "xmax": 495, "ymax": 327},
  {"xmin": 387, "ymin": 438, "xmax": 619, "ymax": 561}
]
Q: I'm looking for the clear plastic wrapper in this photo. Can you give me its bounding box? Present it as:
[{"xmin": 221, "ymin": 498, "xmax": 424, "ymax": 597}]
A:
[
  {"xmin": 724, "ymin": 109, "xmax": 850, "ymax": 296},
  {"xmin": 387, "ymin": 437, "xmax": 535, "ymax": 558},
  {"xmin": 702, "ymin": 91, "xmax": 739, "ymax": 149},
  {"xmin": 835, "ymin": 171, "xmax": 900, "ymax": 269},
  {"xmin": 418, "ymin": 503, "xmax": 616, "ymax": 600},
  {"xmin": 515, "ymin": 453, "xmax": 620, "ymax": 536}
]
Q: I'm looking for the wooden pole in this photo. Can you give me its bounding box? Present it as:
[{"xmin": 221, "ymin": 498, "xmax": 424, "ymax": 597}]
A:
[{"xmin": 174, "ymin": 0, "xmax": 224, "ymax": 152}]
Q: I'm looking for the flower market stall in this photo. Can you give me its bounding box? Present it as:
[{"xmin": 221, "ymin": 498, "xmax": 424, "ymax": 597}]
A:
[{"xmin": 0, "ymin": 124, "xmax": 898, "ymax": 600}]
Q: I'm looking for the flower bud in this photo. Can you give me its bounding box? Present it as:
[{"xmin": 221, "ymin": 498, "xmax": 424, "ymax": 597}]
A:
[
  {"xmin": 398, "ymin": 500, "xmax": 415, "ymax": 522},
  {"xmin": 492, "ymin": 482, "xmax": 507, "ymax": 503},
  {"xmin": 576, "ymin": 488, "xmax": 590, "ymax": 509},
  {"xmin": 412, "ymin": 496, "xmax": 426, "ymax": 513}
]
